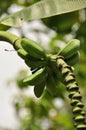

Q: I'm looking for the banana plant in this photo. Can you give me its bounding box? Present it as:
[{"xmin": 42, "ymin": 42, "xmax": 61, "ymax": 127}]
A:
[{"xmin": 0, "ymin": 31, "xmax": 86, "ymax": 130}]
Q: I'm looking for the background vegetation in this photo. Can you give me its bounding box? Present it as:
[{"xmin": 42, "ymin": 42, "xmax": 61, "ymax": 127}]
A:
[{"xmin": 0, "ymin": 0, "xmax": 86, "ymax": 130}]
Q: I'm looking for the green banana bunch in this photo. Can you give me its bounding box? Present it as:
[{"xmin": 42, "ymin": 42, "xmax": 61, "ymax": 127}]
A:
[
  {"xmin": 58, "ymin": 39, "xmax": 80, "ymax": 59},
  {"xmin": 23, "ymin": 67, "xmax": 48, "ymax": 86},
  {"xmin": 20, "ymin": 38, "xmax": 46, "ymax": 59},
  {"xmin": 1, "ymin": 31, "xmax": 86, "ymax": 129},
  {"xmin": 0, "ymin": 31, "xmax": 81, "ymax": 98}
]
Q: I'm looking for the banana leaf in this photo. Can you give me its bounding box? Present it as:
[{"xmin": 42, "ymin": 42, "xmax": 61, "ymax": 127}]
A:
[{"xmin": 0, "ymin": 0, "xmax": 86, "ymax": 27}]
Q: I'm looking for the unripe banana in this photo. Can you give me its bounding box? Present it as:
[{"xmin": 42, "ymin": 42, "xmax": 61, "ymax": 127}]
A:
[
  {"xmin": 17, "ymin": 49, "xmax": 28, "ymax": 59},
  {"xmin": 46, "ymin": 68, "xmax": 57, "ymax": 96},
  {"xmin": 65, "ymin": 51, "xmax": 80, "ymax": 66},
  {"xmin": 17, "ymin": 48, "xmax": 47, "ymax": 70},
  {"xmin": 25, "ymin": 58, "xmax": 46, "ymax": 70},
  {"xmin": 34, "ymin": 80, "xmax": 46, "ymax": 98},
  {"xmin": 23, "ymin": 67, "xmax": 48, "ymax": 86},
  {"xmin": 58, "ymin": 39, "xmax": 80, "ymax": 59},
  {"xmin": 20, "ymin": 38, "xmax": 46, "ymax": 59},
  {"xmin": 46, "ymin": 76, "xmax": 57, "ymax": 96},
  {"xmin": 17, "ymin": 48, "xmax": 43, "ymax": 60}
]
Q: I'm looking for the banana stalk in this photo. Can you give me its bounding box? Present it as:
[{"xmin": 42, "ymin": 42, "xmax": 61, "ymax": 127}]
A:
[
  {"xmin": 0, "ymin": 31, "xmax": 21, "ymax": 49},
  {"xmin": 56, "ymin": 56, "xmax": 86, "ymax": 130},
  {"xmin": 0, "ymin": 31, "xmax": 19, "ymax": 44}
]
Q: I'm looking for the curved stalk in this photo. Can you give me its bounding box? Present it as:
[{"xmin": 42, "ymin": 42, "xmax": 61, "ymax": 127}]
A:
[
  {"xmin": 57, "ymin": 56, "xmax": 86, "ymax": 130},
  {"xmin": 0, "ymin": 31, "xmax": 19, "ymax": 44},
  {"xmin": 0, "ymin": 31, "xmax": 21, "ymax": 49}
]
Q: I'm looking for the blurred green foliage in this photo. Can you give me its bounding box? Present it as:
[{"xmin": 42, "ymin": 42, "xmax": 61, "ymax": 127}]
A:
[{"xmin": 0, "ymin": 0, "xmax": 86, "ymax": 130}]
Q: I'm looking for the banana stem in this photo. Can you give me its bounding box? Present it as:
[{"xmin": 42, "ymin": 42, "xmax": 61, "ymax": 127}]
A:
[
  {"xmin": 0, "ymin": 31, "xmax": 21, "ymax": 49},
  {"xmin": 56, "ymin": 56, "xmax": 86, "ymax": 130}
]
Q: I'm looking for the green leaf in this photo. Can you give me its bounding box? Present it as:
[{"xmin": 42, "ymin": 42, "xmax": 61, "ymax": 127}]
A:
[{"xmin": 0, "ymin": 0, "xmax": 86, "ymax": 27}]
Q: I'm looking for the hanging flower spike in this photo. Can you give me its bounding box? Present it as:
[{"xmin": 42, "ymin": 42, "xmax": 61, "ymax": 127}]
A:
[{"xmin": 56, "ymin": 56, "xmax": 86, "ymax": 130}]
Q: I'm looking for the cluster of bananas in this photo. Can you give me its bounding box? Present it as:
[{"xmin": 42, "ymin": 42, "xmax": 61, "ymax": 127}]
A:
[
  {"xmin": 14, "ymin": 37, "xmax": 80, "ymax": 98},
  {"xmin": 1, "ymin": 31, "xmax": 85, "ymax": 130}
]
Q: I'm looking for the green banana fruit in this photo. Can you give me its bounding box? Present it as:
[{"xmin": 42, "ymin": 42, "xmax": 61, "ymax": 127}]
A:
[
  {"xmin": 17, "ymin": 48, "xmax": 47, "ymax": 69},
  {"xmin": 17, "ymin": 49, "xmax": 28, "ymax": 59},
  {"xmin": 23, "ymin": 67, "xmax": 48, "ymax": 86},
  {"xmin": 20, "ymin": 38, "xmax": 46, "ymax": 59},
  {"xmin": 46, "ymin": 68, "xmax": 57, "ymax": 96},
  {"xmin": 34, "ymin": 80, "xmax": 46, "ymax": 98},
  {"xmin": 58, "ymin": 39, "xmax": 80, "ymax": 59},
  {"xmin": 46, "ymin": 76, "xmax": 57, "ymax": 96},
  {"xmin": 17, "ymin": 48, "xmax": 42, "ymax": 60},
  {"xmin": 65, "ymin": 51, "xmax": 80, "ymax": 66},
  {"xmin": 25, "ymin": 58, "xmax": 46, "ymax": 70}
]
